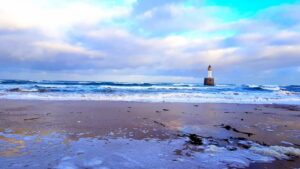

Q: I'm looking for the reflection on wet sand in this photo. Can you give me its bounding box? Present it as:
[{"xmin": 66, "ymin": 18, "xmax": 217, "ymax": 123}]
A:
[{"xmin": 0, "ymin": 135, "xmax": 25, "ymax": 157}]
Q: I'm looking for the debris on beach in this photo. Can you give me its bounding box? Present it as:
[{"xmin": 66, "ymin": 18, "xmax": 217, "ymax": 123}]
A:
[
  {"xmin": 224, "ymin": 111, "xmax": 235, "ymax": 114},
  {"xmin": 263, "ymin": 112, "xmax": 276, "ymax": 115},
  {"xmin": 24, "ymin": 117, "xmax": 39, "ymax": 121},
  {"xmin": 153, "ymin": 120, "xmax": 166, "ymax": 127},
  {"xmin": 219, "ymin": 124, "xmax": 254, "ymax": 137}
]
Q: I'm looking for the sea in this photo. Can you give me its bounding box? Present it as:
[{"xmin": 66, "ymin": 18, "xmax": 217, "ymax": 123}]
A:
[{"xmin": 0, "ymin": 80, "xmax": 300, "ymax": 104}]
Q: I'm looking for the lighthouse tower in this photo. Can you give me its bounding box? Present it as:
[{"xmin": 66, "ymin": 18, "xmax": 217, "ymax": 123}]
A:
[{"xmin": 204, "ymin": 65, "xmax": 215, "ymax": 86}]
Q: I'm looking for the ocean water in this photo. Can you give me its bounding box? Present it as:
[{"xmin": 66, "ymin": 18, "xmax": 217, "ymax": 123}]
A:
[{"xmin": 0, "ymin": 80, "xmax": 300, "ymax": 104}]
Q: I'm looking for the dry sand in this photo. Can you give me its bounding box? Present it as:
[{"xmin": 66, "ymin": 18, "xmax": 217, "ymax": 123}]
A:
[{"xmin": 0, "ymin": 99, "xmax": 300, "ymax": 168}]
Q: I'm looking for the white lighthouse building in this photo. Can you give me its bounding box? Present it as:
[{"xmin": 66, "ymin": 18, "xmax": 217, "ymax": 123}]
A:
[
  {"xmin": 204, "ymin": 65, "xmax": 215, "ymax": 86},
  {"xmin": 208, "ymin": 65, "xmax": 213, "ymax": 78}
]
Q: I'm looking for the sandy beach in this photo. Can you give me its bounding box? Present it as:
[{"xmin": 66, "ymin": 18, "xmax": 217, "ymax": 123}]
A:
[{"xmin": 0, "ymin": 99, "xmax": 300, "ymax": 169}]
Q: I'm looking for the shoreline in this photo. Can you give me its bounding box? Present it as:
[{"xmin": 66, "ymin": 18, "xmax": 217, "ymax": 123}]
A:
[
  {"xmin": 0, "ymin": 99, "xmax": 300, "ymax": 168},
  {"xmin": 1, "ymin": 98, "xmax": 300, "ymax": 106}
]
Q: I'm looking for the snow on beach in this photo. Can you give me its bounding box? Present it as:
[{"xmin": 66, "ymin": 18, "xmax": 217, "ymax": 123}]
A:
[{"xmin": 1, "ymin": 129, "xmax": 300, "ymax": 169}]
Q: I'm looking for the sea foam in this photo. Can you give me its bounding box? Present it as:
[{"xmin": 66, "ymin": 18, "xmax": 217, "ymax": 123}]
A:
[{"xmin": 0, "ymin": 80, "xmax": 300, "ymax": 104}]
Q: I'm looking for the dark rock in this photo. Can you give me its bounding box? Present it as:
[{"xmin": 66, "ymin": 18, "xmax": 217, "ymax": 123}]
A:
[
  {"xmin": 226, "ymin": 146, "xmax": 237, "ymax": 151},
  {"xmin": 232, "ymin": 137, "xmax": 247, "ymax": 140},
  {"xmin": 222, "ymin": 125, "xmax": 232, "ymax": 130},
  {"xmin": 188, "ymin": 134, "xmax": 203, "ymax": 145},
  {"xmin": 238, "ymin": 142, "xmax": 251, "ymax": 149},
  {"xmin": 220, "ymin": 124, "xmax": 254, "ymax": 137}
]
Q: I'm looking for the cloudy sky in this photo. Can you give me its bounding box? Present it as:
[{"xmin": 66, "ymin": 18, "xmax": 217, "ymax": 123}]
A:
[{"xmin": 0, "ymin": 0, "xmax": 300, "ymax": 84}]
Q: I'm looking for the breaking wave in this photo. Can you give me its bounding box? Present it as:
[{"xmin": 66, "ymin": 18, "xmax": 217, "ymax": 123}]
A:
[{"xmin": 0, "ymin": 80, "xmax": 299, "ymax": 104}]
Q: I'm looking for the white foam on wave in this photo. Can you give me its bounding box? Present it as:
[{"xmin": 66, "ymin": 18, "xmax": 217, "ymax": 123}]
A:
[
  {"xmin": 246, "ymin": 84, "xmax": 260, "ymax": 88},
  {"xmin": 260, "ymin": 85, "xmax": 281, "ymax": 91},
  {"xmin": 1, "ymin": 90, "xmax": 300, "ymax": 104},
  {"xmin": 244, "ymin": 84, "xmax": 284, "ymax": 91}
]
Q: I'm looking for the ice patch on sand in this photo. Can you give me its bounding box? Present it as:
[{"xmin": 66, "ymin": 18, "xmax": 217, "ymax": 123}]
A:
[
  {"xmin": 1, "ymin": 132, "xmax": 300, "ymax": 169},
  {"xmin": 205, "ymin": 145, "xmax": 225, "ymax": 153},
  {"xmin": 56, "ymin": 161, "xmax": 78, "ymax": 169},
  {"xmin": 281, "ymin": 141, "xmax": 294, "ymax": 146},
  {"xmin": 83, "ymin": 158, "xmax": 103, "ymax": 167},
  {"xmin": 53, "ymin": 137, "xmax": 300, "ymax": 169},
  {"xmin": 250, "ymin": 145, "xmax": 300, "ymax": 159}
]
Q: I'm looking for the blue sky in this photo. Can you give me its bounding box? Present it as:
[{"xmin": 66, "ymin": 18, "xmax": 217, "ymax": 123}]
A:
[{"xmin": 0, "ymin": 0, "xmax": 300, "ymax": 84}]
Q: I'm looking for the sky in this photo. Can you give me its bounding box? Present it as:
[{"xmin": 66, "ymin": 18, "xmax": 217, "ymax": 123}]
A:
[{"xmin": 0, "ymin": 0, "xmax": 300, "ymax": 84}]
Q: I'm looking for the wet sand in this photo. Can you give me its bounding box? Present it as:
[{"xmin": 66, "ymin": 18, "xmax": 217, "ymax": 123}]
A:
[{"xmin": 0, "ymin": 99, "xmax": 300, "ymax": 169}]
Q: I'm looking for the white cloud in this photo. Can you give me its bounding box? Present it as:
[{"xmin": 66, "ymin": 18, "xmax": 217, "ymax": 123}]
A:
[
  {"xmin": 260, "ymin": 45, "xmax": 300, "ymax": 58},
  {"xmin": 0, "ymin": 0, "xmax": 131, "ymax": 38},
  {"xmin": 0, "ymin": 1, "xmax": 300, "ymax": 83},
  {"xmin": 34, "ymin": 41, "xmax": 104, "ymax": 58},
  {"xmin": 136, "ymin": 3, "xmax": 233, "ymax": 34}
]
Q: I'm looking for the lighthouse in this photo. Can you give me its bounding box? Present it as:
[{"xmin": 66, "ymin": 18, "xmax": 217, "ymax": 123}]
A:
[{"xmin": 204, "ymin": 65, "xmax": 215, "ymax": 86}]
